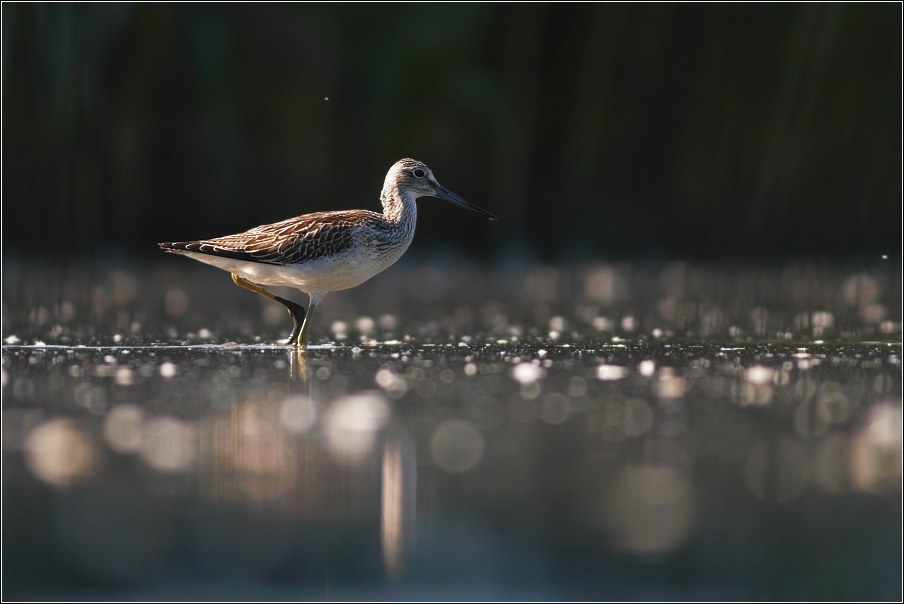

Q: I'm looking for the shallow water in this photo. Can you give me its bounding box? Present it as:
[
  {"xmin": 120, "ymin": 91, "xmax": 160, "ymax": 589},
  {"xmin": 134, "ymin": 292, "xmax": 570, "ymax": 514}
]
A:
[{"xmin": 2, "ymin": 260, "xmax": 902, "ymax": 600}]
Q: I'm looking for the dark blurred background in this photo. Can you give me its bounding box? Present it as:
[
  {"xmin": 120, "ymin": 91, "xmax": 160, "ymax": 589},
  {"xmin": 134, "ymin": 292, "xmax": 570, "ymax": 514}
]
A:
[{"xmin": 2, "ymin": 3, "xmax": 901, "ymax": 261}]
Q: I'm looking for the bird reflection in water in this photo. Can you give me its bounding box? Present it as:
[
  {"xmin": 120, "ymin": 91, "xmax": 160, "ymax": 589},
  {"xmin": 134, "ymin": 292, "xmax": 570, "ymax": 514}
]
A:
[
  {"xmin": 381, "ymin": 426, "xmax": 417, "ymax": 581},
  {"xmin": 288, "ymin": 347, "xmax": 308, "ymax": 385}
]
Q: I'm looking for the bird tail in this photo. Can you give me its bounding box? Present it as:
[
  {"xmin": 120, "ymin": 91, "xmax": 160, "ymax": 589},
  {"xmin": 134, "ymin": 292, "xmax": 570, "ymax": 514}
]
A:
[{"xmin": 159, "ymin": 241, "xmax": 200, "ymax": 253}]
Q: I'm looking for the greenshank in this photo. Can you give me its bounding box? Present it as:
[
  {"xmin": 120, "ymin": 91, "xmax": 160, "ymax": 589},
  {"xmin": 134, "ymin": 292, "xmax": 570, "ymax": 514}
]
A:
[{"xmin": 159, "ymin": 158, "xmax": 496, "ymax": 347}]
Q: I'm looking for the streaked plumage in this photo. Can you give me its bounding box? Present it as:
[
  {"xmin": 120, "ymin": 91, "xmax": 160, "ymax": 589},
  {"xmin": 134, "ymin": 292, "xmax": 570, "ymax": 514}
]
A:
[{"xmin": 159, "ymin": 158, "xmax": 496, "ymax": 347}]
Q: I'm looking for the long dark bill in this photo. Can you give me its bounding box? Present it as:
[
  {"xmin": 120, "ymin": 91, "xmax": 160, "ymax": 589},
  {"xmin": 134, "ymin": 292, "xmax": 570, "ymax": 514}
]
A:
[{"xmin": 433, "ymin": 185, "xmax": 497, "ymax": 220}]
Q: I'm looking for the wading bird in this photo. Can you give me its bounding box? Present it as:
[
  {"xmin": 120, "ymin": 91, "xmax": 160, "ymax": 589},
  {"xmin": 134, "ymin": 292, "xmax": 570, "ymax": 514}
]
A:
[{"xmin": 160, "ymin": 159, "xmax": 496, "ymax": 347}]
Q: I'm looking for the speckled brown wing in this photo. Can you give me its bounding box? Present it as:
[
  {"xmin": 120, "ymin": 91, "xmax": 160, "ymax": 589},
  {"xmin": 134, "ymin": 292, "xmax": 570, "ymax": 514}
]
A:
[{"xmin": 159, "ymin": 210, "xmax": 378, "ymax": 265}]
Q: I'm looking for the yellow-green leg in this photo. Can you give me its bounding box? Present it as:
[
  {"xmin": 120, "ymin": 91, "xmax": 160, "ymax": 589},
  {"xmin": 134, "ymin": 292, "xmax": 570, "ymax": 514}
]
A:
[
  {"xmin": 295, "ymin": 297, "xmax": 320, "ymax": 348},
  {"xmin": 231, "ymin": 274, "xmax": 305, "ymax": 346}
]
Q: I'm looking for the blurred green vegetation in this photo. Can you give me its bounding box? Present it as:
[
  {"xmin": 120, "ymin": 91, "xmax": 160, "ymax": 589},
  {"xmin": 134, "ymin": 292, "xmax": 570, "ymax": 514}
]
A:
[{"xmin": 2, "ymin": 3, "xmax": 900, "ymax": 260}]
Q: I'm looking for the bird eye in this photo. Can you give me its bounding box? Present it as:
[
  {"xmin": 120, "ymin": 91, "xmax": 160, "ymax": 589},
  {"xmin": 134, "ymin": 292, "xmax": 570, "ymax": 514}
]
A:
[{"xmin": 413, "ymin": 169, "xmax": 425, "ymax": 178}]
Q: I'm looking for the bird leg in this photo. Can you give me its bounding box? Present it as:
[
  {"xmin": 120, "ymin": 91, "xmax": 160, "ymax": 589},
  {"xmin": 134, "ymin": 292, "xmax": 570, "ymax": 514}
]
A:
[
  {"xmin": 295, "ymin": 299, "xmax": 318, "ymax": 348},
  {"xmin": 231, "ymin": 274, "xmax": 305, "ymax": 345}
]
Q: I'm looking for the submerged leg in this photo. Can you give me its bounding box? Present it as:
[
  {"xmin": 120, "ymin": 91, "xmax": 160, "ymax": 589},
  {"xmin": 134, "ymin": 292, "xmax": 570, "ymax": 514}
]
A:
[
  {"xmin": 288, "ymin": 347, "xmax": 308, "ymax": 384},
  {"xmin": 231, "ymin": 274, "xmax": 305, "ymax": 344}
]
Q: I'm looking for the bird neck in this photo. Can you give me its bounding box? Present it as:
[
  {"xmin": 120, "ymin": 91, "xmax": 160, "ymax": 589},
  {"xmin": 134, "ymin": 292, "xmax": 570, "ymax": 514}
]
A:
[{"xmin": 380, "ymin": 187, "xmax": 417, "ymax": 226}]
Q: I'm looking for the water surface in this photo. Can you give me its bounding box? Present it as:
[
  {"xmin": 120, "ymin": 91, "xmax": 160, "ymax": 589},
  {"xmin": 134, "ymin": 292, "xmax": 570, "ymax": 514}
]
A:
[{"xmin": 2, "ymin": 260, "xmax": 901, "ymax": 600}]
